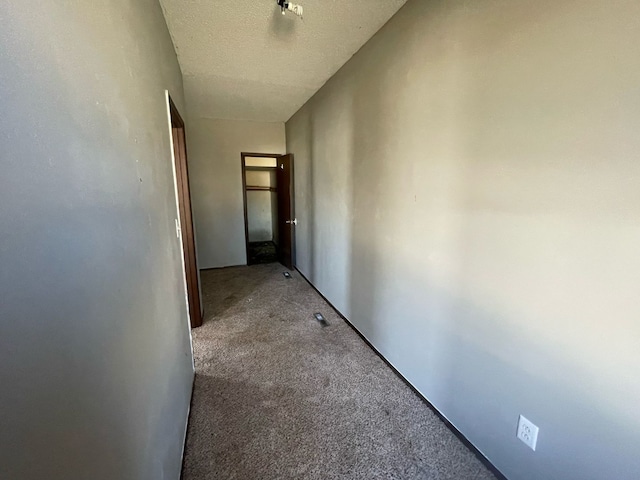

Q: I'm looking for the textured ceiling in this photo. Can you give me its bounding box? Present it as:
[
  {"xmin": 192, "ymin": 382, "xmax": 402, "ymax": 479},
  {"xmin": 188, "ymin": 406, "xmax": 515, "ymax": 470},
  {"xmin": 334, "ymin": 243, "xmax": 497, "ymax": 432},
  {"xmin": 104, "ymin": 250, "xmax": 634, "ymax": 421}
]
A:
[{"xmin": 159, "ymin": 0, "xmax": 408, "ymax": 122}]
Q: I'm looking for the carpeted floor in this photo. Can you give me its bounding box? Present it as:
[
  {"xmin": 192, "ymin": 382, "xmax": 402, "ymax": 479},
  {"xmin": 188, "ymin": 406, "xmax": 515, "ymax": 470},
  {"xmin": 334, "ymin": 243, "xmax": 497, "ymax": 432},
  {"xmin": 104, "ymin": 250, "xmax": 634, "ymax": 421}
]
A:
[{"xmin": 182, "ymin": 263, "xmax": 497, "ymax": 480}]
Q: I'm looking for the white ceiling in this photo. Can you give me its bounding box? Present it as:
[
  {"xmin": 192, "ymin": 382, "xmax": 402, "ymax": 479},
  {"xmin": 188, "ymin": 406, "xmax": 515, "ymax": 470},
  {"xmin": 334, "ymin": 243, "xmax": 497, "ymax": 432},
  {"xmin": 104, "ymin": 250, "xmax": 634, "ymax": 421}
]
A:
[{"xmin": 159, "ymin": 0, "xmax": 408, "ymax": 122}]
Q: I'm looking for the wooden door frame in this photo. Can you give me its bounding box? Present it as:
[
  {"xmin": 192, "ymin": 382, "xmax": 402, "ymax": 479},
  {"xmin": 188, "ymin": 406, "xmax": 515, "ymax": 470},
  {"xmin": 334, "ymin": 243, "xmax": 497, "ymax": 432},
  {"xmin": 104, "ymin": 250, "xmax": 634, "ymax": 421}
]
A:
[
  {"xmin": 241, "ymin": 152, "xmax": 282, "ymax": 265},
  {"xmin": 276, "ymin": 154, "xmax": 295, "ymax": 270},
  {"xmin": 170, "ymin": 97, "xmax": 203, "ymax": 328}
]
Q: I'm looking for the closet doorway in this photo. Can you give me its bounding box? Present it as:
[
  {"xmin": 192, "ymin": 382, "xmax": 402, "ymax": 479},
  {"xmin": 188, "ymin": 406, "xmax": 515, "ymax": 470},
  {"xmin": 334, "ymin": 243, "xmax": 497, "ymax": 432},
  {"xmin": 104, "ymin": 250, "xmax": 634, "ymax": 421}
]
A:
[{"xmin": 241, "ymin": 153, "xmax": 296, "ymax": 269}]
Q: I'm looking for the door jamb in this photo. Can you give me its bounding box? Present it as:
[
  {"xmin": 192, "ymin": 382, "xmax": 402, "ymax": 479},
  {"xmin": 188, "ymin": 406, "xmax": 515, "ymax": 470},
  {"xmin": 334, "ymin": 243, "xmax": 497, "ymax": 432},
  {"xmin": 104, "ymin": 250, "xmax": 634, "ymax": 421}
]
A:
[{"xmin": 169, "ymin": 96, "xmax": 203, "ymax": 328}]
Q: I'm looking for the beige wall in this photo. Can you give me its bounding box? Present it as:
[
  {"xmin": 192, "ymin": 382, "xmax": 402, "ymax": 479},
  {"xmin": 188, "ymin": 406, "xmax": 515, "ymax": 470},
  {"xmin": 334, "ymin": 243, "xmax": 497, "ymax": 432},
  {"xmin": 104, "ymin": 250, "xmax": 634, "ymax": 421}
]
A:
[
  {"xmin": 286, "ymin": 0, "xmax": 640, "ymax": 479},
  {"xmin": 247, "ymin": 191, "xmax": 274, "ymax": 242},
  {"xmin": 0, "ymin": 1, "xmax": 193, "ymax": 479},
  {"xmin": 187, "ymin": 118, "xmax": 285, "ymax": 268}
]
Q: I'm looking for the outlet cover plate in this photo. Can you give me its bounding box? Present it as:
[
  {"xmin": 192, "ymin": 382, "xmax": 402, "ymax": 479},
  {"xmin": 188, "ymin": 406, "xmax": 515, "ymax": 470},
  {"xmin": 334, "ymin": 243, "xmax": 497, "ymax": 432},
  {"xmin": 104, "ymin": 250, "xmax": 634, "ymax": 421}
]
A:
[{"xmin": 517, "ymin": 415, "xmax": 539, "ymax": 451}]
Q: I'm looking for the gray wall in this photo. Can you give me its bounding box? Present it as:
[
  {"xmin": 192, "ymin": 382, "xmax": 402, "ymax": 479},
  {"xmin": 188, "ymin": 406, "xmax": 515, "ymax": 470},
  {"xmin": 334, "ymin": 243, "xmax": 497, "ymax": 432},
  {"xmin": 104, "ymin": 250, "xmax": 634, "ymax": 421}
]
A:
[
  {"xmin": 286, "ymin": 0, "xmax": 640, "ymax": 479},
  {"xmin": 247, "ymin": 191, "xmax": 274, "ymax": 242},
  {"xmin": 0, "ymin": 1, "xmax": 194, "ymax": 479},
  {"xmin": 187, "ymin": 118, "xmax": 285, "ymax": 268}
]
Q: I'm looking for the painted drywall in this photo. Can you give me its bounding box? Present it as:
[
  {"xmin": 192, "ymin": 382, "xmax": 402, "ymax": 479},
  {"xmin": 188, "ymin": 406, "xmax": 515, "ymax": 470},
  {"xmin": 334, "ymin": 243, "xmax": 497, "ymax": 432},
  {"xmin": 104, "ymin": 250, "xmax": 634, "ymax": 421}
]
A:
[
  {"xmin": 187, "ymin": 118, "xmax": 285, "ymax": 268},
  {"xmin": 286, "ymin": 0, "xmax": 640, "ymax": 479},
  {"xmin": 0, "ymin": 2, "xmax": 193, "ymax": 480},
  {"xmin": 247, "ymin": 191, "xmax": 274, "ymax": 242},
  {"xmin": 160, "ymin": 0, "xmax": 408, "ymax": 122}
]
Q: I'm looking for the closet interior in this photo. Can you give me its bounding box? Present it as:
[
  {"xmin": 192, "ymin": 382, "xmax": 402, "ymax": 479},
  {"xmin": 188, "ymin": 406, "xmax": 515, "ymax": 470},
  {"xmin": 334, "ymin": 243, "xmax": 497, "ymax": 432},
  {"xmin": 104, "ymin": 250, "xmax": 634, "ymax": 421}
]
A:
[{"xmin": 242, "ymin": 155, "xmax": 279, "ymax": 264}]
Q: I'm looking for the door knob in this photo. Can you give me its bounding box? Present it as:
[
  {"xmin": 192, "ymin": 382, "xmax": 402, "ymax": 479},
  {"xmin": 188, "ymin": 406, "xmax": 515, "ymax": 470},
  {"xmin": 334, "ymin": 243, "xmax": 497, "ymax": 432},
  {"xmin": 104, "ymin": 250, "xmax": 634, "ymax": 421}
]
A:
[{"xmin": 285, "ymin": 218, "xmax": 298, "ymax": 225}]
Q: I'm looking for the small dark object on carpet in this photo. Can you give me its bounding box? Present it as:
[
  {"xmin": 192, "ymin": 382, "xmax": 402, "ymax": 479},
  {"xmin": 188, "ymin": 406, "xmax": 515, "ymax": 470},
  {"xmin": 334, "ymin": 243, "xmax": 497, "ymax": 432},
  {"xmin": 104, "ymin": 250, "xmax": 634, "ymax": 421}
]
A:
[{"xmin": 314, "ymin": 312, "xmax": 329, "ymax": 327}]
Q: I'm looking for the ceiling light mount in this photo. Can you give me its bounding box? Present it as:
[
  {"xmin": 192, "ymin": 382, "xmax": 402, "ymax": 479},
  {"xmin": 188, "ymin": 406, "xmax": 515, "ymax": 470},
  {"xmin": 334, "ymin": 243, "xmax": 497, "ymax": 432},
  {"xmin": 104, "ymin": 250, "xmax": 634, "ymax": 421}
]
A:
[{"xmin": 277, "ymin": 0, "xmax": 303, "ymax": 18}]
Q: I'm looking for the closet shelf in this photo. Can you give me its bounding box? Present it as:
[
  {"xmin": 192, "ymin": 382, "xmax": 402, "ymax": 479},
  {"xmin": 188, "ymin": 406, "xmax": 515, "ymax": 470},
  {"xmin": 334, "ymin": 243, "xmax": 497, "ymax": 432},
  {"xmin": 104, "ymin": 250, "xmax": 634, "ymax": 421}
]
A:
[
  {"xmin": 245, "ymin": 166, "xmax": 276, "ymax": 171},
  {"xmin": 246, "ymin": 186, "xmax": 277, "ymax": 192}
]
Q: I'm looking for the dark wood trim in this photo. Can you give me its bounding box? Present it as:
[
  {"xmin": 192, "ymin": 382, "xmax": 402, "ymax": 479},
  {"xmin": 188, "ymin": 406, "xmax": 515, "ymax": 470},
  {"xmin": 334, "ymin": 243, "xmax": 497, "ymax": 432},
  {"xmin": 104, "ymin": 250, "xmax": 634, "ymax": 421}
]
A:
[
  {"xmin": 294, "ymin": 267, "xmax": 510, "ymax": 480},
  {"xmin": 287, "ymin": 155, "xmax": 296, "ymax": 268},
  {"xmin": 240, "ymin": 152, "xmax": 283, "ymax": 265},
  {"xmin": 276, "ymin": 154, "xmax": 295, "ymax": 270},
  {"xmin": 169, "ymin": 97, "xmax": 203, "ymax": 328},
  {"xmin": 241, "ymin": 154, "xmax": 250, "ymax": 265},
  {"xmin": 169, "ymin": 97, "xmax": 184, "ymax": 128}
]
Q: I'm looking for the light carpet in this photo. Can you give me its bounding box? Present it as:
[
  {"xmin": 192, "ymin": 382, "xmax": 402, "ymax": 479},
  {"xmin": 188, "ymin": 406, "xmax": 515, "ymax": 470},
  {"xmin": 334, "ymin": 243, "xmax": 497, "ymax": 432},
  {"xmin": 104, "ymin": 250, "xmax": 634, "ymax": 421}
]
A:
[{"xmin": 182, "ymin": 263, "xmax": 497, "ymax": 480}]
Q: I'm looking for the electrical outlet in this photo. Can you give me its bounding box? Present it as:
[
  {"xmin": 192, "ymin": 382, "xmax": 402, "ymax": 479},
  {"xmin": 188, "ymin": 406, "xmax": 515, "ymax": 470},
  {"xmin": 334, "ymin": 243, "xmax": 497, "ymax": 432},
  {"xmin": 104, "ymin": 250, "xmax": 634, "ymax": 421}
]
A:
[{"xmin": 517, "ymin": 415, "xmax": 539, "ymax": 451}]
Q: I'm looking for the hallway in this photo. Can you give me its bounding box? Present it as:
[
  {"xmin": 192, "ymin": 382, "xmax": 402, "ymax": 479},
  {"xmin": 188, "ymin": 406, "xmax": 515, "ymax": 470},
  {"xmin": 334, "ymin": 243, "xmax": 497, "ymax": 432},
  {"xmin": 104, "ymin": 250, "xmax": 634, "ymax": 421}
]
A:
[{"xmin": 182, "ymin": 264, "xmax": 496, "ymax": 480}]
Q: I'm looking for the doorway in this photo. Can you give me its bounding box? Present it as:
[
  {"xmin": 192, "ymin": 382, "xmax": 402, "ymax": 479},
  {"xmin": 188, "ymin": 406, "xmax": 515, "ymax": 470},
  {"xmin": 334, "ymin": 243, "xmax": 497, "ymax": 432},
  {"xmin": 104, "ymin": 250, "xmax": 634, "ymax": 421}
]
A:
[
  {"xmin": 169, "ymin": 96, "xmax": 203, "ymax": 328},
  {"xmin": 241, "ymin": 153, "xmax": 295, "ymax": 269}
]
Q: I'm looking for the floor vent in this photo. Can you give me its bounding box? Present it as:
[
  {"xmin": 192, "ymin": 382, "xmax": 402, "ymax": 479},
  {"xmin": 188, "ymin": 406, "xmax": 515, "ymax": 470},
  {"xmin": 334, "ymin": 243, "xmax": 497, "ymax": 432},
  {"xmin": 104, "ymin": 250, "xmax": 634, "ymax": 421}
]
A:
[{"xmin": 314, "ymin": 312, "xmax": 329, "ymax": 327}]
